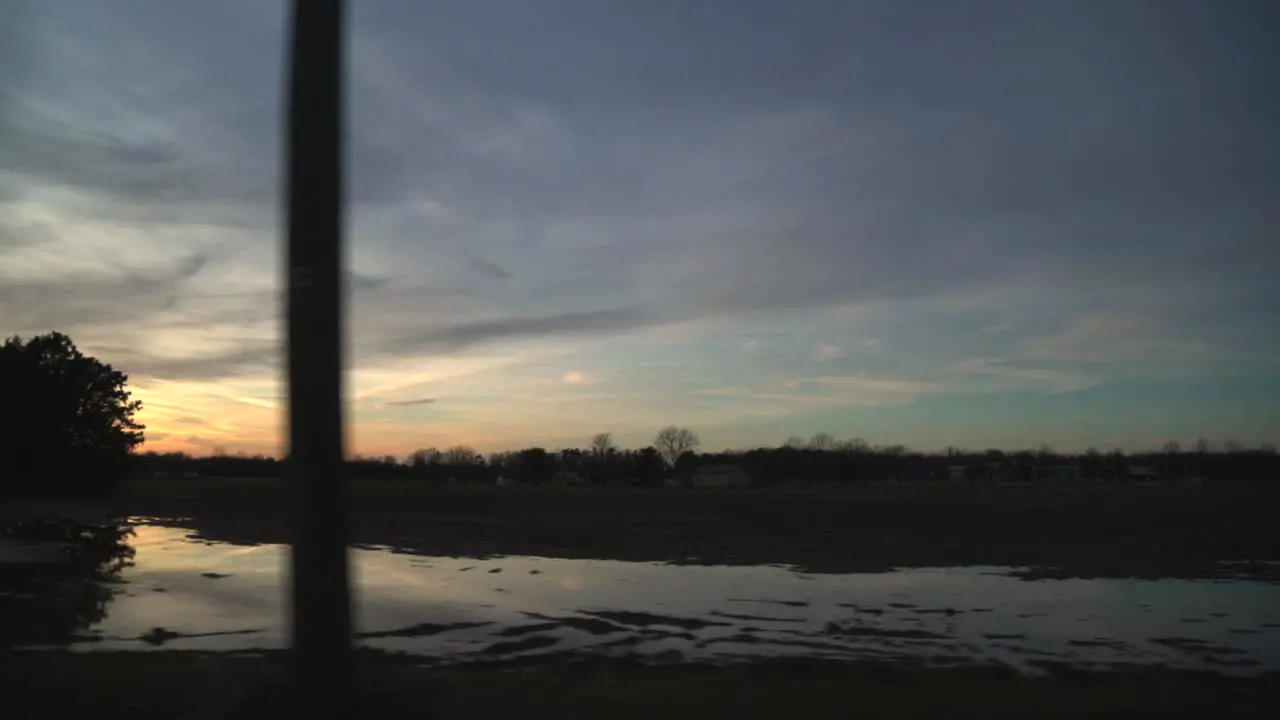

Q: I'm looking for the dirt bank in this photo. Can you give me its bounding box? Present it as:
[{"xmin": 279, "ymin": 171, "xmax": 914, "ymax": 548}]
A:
[{"xmin": 111, "ymin": 480, "xmax": 1280, "ymax": 580}]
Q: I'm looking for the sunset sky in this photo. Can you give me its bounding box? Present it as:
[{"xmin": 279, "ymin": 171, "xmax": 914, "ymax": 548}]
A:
[{"xmin": 2, "ymin": 1, "xmax": 1277, "ymax": 457}]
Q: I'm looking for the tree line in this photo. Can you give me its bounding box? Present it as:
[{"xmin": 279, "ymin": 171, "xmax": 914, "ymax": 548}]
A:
[
  {"xmin": 141, "ymin": 430, "xmax": 1280, "ymax": 487},
  {"xmin": 4, "ymin": 331, "xmax": 1277, "ymax": 497}
]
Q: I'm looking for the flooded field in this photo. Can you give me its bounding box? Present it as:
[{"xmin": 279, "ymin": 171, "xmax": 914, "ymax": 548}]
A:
[{"xmin": 5, "ymin": 518, "xmax": 1280, "ymax": 675}]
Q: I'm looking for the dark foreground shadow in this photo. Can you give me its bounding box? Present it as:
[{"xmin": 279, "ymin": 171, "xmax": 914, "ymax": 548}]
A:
[{"xmin": 3, "ymin": 650, "xmax": 1279, "ymax": 719}]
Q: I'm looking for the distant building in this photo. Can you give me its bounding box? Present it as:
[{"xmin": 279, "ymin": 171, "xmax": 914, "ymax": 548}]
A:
[{"xmin": 691, "ymin": 464, "xmax": 752, "ymax": 488}]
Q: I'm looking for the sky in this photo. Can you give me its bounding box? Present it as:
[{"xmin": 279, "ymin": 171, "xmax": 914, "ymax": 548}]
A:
[{"xmin": 2, "ymin": 0, "xmax": 1277, "ymax": 458}]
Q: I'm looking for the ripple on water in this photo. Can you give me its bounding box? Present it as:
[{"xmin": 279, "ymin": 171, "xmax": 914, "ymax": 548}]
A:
[{"xmin": 4, "ymin": 521, "xmax": 1278, "ymax": 675}]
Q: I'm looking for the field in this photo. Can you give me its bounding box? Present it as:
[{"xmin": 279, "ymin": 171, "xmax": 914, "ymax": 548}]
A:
[
  {"xmin": 7, "ymin": 478, "xmax": 1280, "ymax": 717},
  {"xmin": 115, "ymin": 476, "xmax": 1280, "ymax": 580}
]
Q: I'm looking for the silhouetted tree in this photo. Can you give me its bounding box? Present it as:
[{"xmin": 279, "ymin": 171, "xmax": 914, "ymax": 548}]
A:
[
  {"xmin": 513, "ymin": 447, "xmax": 556, "ymax": 485},
  {"xmin": 559, "ymin": 448, "xmax": 586, "ymax": 476},
  {"xmin": 654, "ymin": 425, "xmax": 700, "ymax": 467},
  {"xmin": 808, "ymin": 432, "xmax": 836, "ymax": 451},
  {"xmin": 632, "ymin": 446, "xmax": 665, "ymax": 485},
  {"xmin": 847, "ymin": 437, "xmax": 871, "ymax": 453},
  {"xmin": 1, "ymin": 332, "xmax": 145, "ymax": 496},
  {"xmin": 590, "ymin": 432, "xmax": 616, "ymax": 457},
  {"xmin": 674, "ymin": 450, "xmax": 700, "ymax": 477},
  {"xmin": 442, "ymin": 445, "xmax": 479, "ymax": 465}
]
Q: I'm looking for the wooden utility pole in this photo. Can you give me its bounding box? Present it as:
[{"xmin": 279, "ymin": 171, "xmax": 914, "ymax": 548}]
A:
[{"xmin": 284, "ymin": 0, "xmax": 352, "ymax": 713}]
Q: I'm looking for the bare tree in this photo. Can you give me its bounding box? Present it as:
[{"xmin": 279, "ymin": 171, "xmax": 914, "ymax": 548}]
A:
[
  {"xmin": 808, "ymin": 432, "xmax": 836, "ymax": 451},
  {"xmin": 1161, "ymin": 440, "xmax": 1182, "ymax": 455},
  {"xmin": 783, "ymin": 436, "xmax": 805, "ymax": 450},
  {"xmin": 1192, "ymin": 437, "xmax": 1213, "ymax": 454},
  {"xmin": 443, "ymin": 445, "xmax": 479, "ymax": 465},
  {"xmin": 840, "ymin": 437, "xmax": 870, "ymax": 454},
  {"xmin": 409, "ymin": 447, "xmax": 442, "ymax": 467},
  {"xmin": 590, "ymin": 432, "xmax": 616, "ymax": 457},
  {"xmin": 1222, "ymin": 439, "xmax": 1244, "ymax": 454},
  {"xmin": 654, "ymin": 426, "xmax": 700, "ymax": 467}
]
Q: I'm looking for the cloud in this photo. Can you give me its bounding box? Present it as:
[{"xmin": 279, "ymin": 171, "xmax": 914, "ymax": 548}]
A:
[
  {"xmin": 1015, "ymin": 312, "xmax": 1248, "ymax": 376},
  {"xmin": 696, "ymin": 358, "xmax": 1105, "ymax": 415},
  {"xmin": 4, "ymin": 0, "xmax": 1277, "ymax": 455},
  {"xmin": 561, "ymin": 370, "xmax": 586, "ymax": 385},
  {"xmin": 812, "ymin": 344, "xmax": 844, "ymax": 362},
  {"xmin": 468, "ymin": 256, "xmax": 513, "ymax": 280},
  {"xmin": 1, "ymin": 111, "xmax": 229, "ymax": 204},
  {"xmin": 1018, "ymin": 314, "xmax": 1156, "ymax": 365},
  {"xmin": 381, "ymin": 397, "xmax": 437, "ymax": 407},
  {"xmin": 782, "ymin": 375, "xmax": 942, "ymax": 403},
  {"xmin": 379, "ymin": 308, "xmax": 657, "ymax": 355},
  {"xmin": 105, "ymin": 344, "xmax": 278, "ymax": 384},
  {"xmin": 950, "ymin": 358, "xmax": 1105, "ymax": 395},
  {"xmin": 0, "ymin": 247, "xmax": 218, "ymax": 337}
]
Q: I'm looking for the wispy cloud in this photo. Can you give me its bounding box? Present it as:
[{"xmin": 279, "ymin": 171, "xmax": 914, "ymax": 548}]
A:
[
  {"xmin": 381, "ymin": 397, "xmax": 437, "ymax": 407},
  {"xmin": 951, "ymin": 358, "xmax": 1105, "ymax": 395}
]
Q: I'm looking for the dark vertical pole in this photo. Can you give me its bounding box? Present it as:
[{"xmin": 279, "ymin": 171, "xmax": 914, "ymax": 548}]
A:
[{"xmin": 285, "ymin": 0, "xmax": 351, "ymax": 713}]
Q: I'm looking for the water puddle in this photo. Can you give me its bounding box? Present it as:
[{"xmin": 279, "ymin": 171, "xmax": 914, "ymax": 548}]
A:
[{"xmin": 4, "ymin": 519, "xmax": 1280, "ymax": 674}]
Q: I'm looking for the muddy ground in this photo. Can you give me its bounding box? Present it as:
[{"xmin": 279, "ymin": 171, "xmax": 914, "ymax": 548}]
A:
[{"xmin": 102, "ymin": 479, "xmax": 1280, "ymax": 580}]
